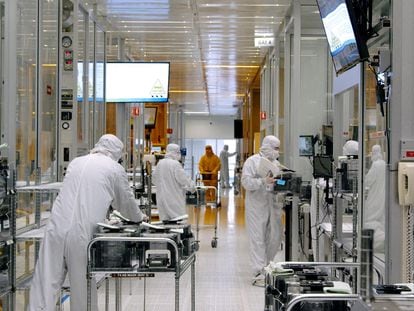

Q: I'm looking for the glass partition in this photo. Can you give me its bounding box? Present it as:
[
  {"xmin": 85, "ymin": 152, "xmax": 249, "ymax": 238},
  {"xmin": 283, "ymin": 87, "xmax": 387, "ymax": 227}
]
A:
[
  {"xmin": 363, "ymin": 66, "xmax": 386, "ymax": 256},
  {"xmin": 94, "ymin": 24, "xmax": 105, "ymax": 141},
  {"xmin": 16, "ymin": 0, "xmax": 37, "ymax": 184},
  {"xmin": 77, "ymin": 5, "xmax": 87, "ymax": 152},
  {"xmin": 39, "ymin": 0, "xmax": 58, "ymax": 183}
]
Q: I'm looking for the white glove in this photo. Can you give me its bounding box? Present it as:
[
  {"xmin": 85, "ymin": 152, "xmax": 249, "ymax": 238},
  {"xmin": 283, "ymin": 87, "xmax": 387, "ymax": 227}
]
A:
[{"xmin": 265, "ymin": 176, "xmax": 275, "ymax": 184}]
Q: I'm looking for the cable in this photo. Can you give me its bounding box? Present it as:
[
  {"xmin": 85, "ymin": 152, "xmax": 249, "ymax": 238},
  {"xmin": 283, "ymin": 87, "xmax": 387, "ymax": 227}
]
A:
[{"xmin": 407, "ymin": 205, "xmax": 414, "ymax": 282}]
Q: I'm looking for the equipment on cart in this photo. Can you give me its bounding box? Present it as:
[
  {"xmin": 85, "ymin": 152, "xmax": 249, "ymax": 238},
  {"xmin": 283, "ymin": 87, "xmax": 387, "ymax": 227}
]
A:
[
  {"xmin": 91, "ymin": 218, "xmax": 197, "ymax": 272},
  {"xmin": 140, "ymin": 232, "xmax": 180, "ymax": 268},
  {"xmin": 265, "ymin": 263, "xmax": 348, "ymax": 311},
  {"xmin": 156, "ymin": 223, "xmax": 196, "ymax": 257},
  {"xmin": 273, "ymin": 173, "xmax": 302, "ymax": 193},
  {"xmin": 337, "ymin": 155, "xmax": 358, "ymax": 192},
  {"xmin": 92, "ymin": 225, "xmax": 141, "ymax": 271}
]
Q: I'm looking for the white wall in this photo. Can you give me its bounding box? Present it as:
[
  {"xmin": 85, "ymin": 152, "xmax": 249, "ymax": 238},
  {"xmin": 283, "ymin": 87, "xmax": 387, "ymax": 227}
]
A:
[{"xmin": 185, "ymin": 116, "xmax": 235, "ymax": 139}]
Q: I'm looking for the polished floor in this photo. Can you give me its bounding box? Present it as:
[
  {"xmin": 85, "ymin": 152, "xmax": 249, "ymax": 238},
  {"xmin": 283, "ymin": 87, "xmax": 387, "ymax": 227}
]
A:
[{"xmin": 57, "ymin": 187, "xmax": 266, "ymax": 310}]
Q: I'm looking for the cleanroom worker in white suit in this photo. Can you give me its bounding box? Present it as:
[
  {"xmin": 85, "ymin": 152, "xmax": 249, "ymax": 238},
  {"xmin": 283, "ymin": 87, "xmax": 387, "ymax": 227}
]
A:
[
  {"xmin": 29, "ymin": 134, "xmax": 147, "ymax": 311},
  {"xmin": 219, "ymin": 144, "xmax": 237, "ymax": 188},
  {"xmin": 153, "ymin": 143, "xmax": 196, "ymax": 221},
  {"xmin": 241, "ymin": 135, "xmax": 283, "ymax": 285},
  {"xmin": 364, "ymin": 144, "xmax": 386, "ymax": 252}
]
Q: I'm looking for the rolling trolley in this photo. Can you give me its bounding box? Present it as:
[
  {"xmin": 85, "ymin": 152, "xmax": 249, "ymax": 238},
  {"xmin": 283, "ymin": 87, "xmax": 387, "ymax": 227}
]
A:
[
  {"xmin": 186, "ymin": 183, "xmax": 220, "ymax": 248},
  {"xmin": 86, "ymin": 235, "xmax": 196, "ymax": 311}
]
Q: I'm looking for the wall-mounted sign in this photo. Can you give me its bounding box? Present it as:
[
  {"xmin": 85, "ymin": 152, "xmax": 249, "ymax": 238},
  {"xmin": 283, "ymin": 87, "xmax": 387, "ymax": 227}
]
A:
[
  {"xmin": 131, "ymin": 107, "xmax": 140, "ymax": 116},
  {"xmin": 254, "ymin": 37, "xmax": 274, "ymax": 47}
]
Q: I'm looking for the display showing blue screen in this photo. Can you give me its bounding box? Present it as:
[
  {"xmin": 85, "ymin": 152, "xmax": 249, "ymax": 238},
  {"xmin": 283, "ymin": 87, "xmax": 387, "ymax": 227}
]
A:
[{"xmin": 276, "ymin": 179, "xmax": 286, "ymax": 186}]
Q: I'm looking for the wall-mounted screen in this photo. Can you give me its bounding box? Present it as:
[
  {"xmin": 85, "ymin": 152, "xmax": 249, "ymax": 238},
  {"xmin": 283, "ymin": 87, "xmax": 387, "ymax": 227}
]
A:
[
  {"xmin": 145, "ymin": 107, "xmax": 157, "ymax": 129},
  {"xmin": 316, "ymin": 0, "xmax": 369, "ymax": 75},
  {"xmin": 313, "ymin": 155, "xmax": 333, "ymax": 178},
  {"xmin": 106, "ymin": 62, "xmax": 170, "ymax": 103},
  {"xmin": 299, "ymin": 135, "xmax": 314, "ymax": 157}
]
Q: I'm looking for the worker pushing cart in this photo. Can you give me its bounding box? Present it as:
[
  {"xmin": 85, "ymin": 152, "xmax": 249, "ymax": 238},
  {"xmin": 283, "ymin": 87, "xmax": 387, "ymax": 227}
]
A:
[{"xmin": 198, "ymin": 145, "xmax": 221, "ymax": 203}]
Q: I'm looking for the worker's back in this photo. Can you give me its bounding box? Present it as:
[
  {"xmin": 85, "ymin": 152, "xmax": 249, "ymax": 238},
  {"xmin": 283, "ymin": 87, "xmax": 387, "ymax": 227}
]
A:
[{"xmin": 47, "ymin": 153, "xmax": 119, "ymax": 239}]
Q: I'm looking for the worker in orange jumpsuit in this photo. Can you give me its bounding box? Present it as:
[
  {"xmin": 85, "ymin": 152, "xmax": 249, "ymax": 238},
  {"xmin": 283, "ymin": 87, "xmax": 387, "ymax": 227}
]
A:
[{"xmin": 199, "ymin": 145, "xmax": 221, "ymax": 203}]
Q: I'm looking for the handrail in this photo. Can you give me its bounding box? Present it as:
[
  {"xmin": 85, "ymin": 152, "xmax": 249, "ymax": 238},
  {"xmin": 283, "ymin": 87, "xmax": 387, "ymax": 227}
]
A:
[
  {"xmin": 277, "ymin": 261, "xmax": 360, "ymax": 269},
  {"xmin": 285, "ymin": 294, "xmax": 361, "ymax": 311}
]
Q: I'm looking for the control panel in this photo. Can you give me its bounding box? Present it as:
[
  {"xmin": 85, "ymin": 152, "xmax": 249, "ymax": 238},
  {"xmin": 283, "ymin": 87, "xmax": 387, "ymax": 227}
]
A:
[{"xmin": 59, "ymin": 0, "xmax": 77, "ymax": 178}]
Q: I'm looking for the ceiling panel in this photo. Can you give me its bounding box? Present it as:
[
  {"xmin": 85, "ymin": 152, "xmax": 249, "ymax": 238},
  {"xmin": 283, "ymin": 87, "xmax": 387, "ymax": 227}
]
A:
[{"xmin": 91, "ymin": 0, "xmax": 292, "ymax": 115}]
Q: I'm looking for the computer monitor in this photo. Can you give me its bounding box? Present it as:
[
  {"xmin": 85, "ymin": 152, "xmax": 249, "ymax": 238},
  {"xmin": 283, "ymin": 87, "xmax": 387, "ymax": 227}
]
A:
[
  {"xmin": 313, "ymin": 155, "xmax": 333, "ymax": 178},
  {"xmin": 316, "ymin": 0, "xmax": 369, "ymax": 75},
  {"xmin": 144, "ymin": 107, "xmax": 157, "ymax": 129},
  {"xmin": 299, "ymin": 135, "xmax": 314, "ymax": 157}
]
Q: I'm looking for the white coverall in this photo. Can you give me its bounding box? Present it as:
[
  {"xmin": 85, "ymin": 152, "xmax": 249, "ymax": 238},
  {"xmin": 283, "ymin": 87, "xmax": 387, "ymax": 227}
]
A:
[
  {"xmin": 364, "ymin": 145, "xmax": 386, "ymax": 252},
  {"xmin": 219, "ymin": 145, "xmax": 237, "ymax": 188},
  {"xmin": 29, "ymin": 134, "xmax": 146, "ymax": 311},
  {"xmin": 153, "ymin": 144, "xmax": 196, "ymax": 221},
  {"xmin": 241, "ymin": 135, "xmax": 283, "ymax": 276}
]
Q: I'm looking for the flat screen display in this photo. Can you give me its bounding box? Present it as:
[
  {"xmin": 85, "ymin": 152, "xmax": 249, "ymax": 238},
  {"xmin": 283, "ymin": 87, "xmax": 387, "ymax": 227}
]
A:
[
  {"xmin": 316, "ymin": 0, "xmax": 368, "ymax": 74},
  {"xmin": 313, "ymin": 155, "xmax": 333, "ymax": 178},
  {"xmin": 144, "ymin": 107, "xmax": 157, "ymax": 129},
  {"xmin": 106, "ymin": 62, "xmax": 170, "ymax": 103},
  {"xmin": 299, "ymin": 135, "xmax": 314, "ymax": 157}
]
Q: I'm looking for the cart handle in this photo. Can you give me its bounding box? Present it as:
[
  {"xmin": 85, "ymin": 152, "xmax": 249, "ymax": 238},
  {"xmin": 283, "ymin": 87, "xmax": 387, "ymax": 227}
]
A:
[{"xmin": 285, "ymin": 294, "xmax": 361, "ymax": 311}]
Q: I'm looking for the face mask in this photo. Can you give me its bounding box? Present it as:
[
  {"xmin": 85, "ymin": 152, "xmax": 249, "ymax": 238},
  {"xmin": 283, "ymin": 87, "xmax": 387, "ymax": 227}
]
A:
[
  {"xmin": 261, "ymin": 148, "xmax": 274, "ymax": 161},
  {"xmin": 174, "ymin": 152, "xmax": 181, "ymax": 161},
  {"xmin": 273, "ymin": 150, "xmax": 280, "ymax": 160}
]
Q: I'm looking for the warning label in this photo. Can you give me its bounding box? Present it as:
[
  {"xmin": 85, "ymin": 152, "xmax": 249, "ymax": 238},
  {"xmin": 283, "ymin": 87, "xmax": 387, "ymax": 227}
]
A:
[{"xmin": 150, "ymin": 79, "xmax": 166, "ymax": 98}]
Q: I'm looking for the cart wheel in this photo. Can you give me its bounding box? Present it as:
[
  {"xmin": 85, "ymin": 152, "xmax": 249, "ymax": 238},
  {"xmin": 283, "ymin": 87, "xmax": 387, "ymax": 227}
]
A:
[
  {"xmin": 234, "ymin": 190, "xmax": 239, "ymax": 195},
  {"xmin": 211, "ymin": 239, "xmax": 217, "ymax": 248},
  {"xmin": 194, "ymin": 242, "xmax": 200, "ymax": 252}
]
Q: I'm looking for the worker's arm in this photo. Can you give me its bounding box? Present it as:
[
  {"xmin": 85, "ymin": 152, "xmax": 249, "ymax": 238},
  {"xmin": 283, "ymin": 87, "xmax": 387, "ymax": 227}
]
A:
[
  {"xmin": 212, "ymin": 156, "xmax": 221, "ymax": 173},
  {"xmin": 111, "ymin": 164, "xmax": 146, "ymax": 222},
  {"xmin": 241, "ymin": 157, "xmax": 268, "ymax": 191},
  {"xmin": 173, "ymin": 162, "xmax": 196, "ymax": 192},
  {"xmin": 198, "ymin": 156, "xmax": 206, "ymax": 174}
]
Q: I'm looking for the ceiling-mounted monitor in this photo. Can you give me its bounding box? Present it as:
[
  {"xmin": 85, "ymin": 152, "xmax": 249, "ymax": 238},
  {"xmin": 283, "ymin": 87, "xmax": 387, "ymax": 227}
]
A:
[
  {"xmin": 316, "ymin": 0, "xmax": 369, "ymax": 75},
  {"xmin": 106, "ymin": 62, "xmax": 170, "ymax": 103}
]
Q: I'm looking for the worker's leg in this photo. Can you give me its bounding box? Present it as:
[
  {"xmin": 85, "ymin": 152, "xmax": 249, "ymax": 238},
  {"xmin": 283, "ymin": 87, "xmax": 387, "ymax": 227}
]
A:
[
  {"xmin": 65, "ymin": 238, "xmax": 97, "ymax": 311},
  {"xmin": 29, "ymin": 233, "xmax": 66, "ymax": 311}
]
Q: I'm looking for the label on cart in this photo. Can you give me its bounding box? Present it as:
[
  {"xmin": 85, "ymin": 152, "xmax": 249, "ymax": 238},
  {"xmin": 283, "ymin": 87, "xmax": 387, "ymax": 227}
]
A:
[{"xmin": 109, "ymin": 272, "xmax": 155, "ymax": 278}]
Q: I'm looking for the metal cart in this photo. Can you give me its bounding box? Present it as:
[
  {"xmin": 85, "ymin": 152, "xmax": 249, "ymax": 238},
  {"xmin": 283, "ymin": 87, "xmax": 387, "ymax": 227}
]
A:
[
  {"xmin": 187, "ymin": 185, "xmax": 219, "ymax": 248},
  {"xmin": 86, "ymin": 236, "xmax": 196, "ymax": 311},
  {"xmin": 264, "ymin": 261, "xmax": 360, "ymax": 311}
]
